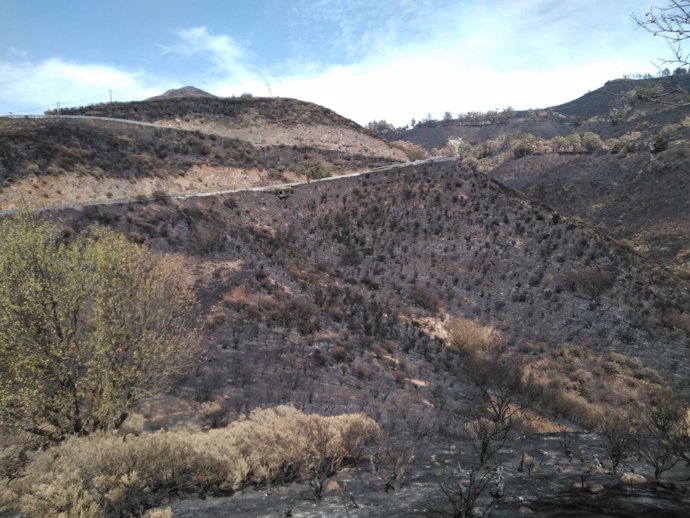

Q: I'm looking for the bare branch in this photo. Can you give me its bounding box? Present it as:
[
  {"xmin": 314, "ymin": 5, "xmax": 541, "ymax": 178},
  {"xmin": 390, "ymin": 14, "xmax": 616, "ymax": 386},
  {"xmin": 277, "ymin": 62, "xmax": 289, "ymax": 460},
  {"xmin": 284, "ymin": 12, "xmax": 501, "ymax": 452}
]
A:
[{"xmin": 634, "ymin": 1, "xmax": 690, "ymax": 67}]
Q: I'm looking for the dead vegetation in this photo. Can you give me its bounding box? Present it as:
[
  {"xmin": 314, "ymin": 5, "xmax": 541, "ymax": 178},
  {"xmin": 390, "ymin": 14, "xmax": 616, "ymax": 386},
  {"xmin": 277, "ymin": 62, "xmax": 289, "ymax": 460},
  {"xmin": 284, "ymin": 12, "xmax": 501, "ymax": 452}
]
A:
[{"xmin": 1, "ymin": 406, "xmax": 379, "ymax": 517}]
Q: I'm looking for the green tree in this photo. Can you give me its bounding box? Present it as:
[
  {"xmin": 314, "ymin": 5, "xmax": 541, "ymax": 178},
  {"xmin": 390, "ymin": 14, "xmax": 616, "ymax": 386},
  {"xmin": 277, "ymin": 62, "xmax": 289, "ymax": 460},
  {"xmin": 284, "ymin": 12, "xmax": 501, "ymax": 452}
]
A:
[
  {"xmin": 582, "ymin": 131, "xmax": 604, "ymax": 153},
  {"xmin": 565, "ymin": 132, "xmax": 583, "ymax": 153},
  {"xmin": 0, "ymin": 213, "xmax": 199, "ymax": 441}
]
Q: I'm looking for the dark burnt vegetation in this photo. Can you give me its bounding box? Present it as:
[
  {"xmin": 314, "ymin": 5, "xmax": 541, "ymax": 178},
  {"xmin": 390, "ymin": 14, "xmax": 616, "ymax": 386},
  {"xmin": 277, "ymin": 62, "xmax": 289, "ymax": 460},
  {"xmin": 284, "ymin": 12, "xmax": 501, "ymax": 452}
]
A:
[
  {"xmin": 3, "ymin": 76, "xmax": 690, "ymax": 516},
  {"xmin": 489, "ymin": 138, "xmax": 690, "ymax": 272},
  {"xmin": 47, "ymin": 95, "xmax": 363, "ymax": 130},
  {"xmin": 0, "ymin": 158, "xmax": 683, "ymax": 516},
  {"xmin": 0, "ymin": 118, "xmax": 388, "ymax": 186},
  {"xmin": 58, "ymin": 160, "xmax": 690, "ymax": 423}
]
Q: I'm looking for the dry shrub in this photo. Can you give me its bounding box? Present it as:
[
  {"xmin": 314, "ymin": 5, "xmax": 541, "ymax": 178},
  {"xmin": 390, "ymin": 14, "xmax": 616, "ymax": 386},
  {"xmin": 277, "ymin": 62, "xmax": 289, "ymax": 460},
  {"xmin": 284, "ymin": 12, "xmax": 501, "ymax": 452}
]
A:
[
  {"xmin": 537, "ymin": 384, "xmax": 600, "ymax": 428},
  {"xmin": 222, "ymin": 285, "xmax": 251, "ymax": 308},
  {"xmin": 665, "ymin": 309, "xmax": 690, "ymax": 334},
  {"xmin": 10, "ymin": 406, "xmax": 380, "ymax": 517},
  {"xmin": 197, "ymin": 397, "xmax": 229, "ymax": 429},
  {"xmin": 563, "ymin": 267, "xmax": 615, "ymax": 301},
  {"xmin": 203, "ymin": 309, "xmax": 226, "ymax": 329},
  {"xmin": 461, "ymin": 156, "xmax": 480, "ymax": 171},
  {"xmin": 189, "ymin": 219, "xmax": 225, "ymax": 254},
  {"xmin": 143, "ymin": 507, "xmax": 173, "ymax": 518},
  {"xmin": 389, "ymin": 140, "xmax": 428, "ymax": 161},
  {"xmin": 0, "ymin": 478, "xmax": 18, "ymax": 514},
  {"xmin": 447, "ymin": 317, "xmax": 503, "ymax": 357}
]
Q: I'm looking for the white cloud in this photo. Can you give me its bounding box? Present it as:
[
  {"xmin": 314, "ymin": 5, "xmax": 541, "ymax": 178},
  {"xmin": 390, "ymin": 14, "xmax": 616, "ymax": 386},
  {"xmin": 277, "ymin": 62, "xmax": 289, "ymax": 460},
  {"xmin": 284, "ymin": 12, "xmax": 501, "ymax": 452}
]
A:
[
  {"xmin": 259, "ymin": 0, "xmax": 673, "ymax": 125},
  {"xmin": 0, "ymin": 0, "xmax": 675, "ymax": 126},
  {"xmin": 162, "ymin": 26, "xmax": 272, "ymax": 96},
  {"xmin": 169, "ymin": 27, "xmax": 248, "ymax": 74},
  {"xmin": 0, "ymin": 58, "xmax": 164, "ymax": 114}
]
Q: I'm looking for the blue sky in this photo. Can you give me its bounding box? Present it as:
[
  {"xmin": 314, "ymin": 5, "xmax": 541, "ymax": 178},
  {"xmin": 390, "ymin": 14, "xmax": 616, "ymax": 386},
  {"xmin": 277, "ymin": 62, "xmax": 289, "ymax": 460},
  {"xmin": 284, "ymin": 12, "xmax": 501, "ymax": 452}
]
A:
[{"xmin": 0, "ymin": 0, "xmax": 674, "ymax": 126}]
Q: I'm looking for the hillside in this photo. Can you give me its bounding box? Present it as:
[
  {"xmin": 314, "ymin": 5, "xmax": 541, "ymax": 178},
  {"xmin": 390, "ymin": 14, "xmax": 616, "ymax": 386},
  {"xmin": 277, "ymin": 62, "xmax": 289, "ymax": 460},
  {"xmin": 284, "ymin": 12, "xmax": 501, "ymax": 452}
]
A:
[
  {"xmin": 383, "ymin": 75, "xmax": 690, "ymax": 273},
  {"xmin": 30, "ymin": 159, "xmax": 689, "ymax": 515},
  {"xmin": 0, "ymin": 116, "xmax": 395, "ymax": 211},
  {"xmin": 49, "ymin": 94, "xmax": 408, "ymax": 161},
  {"xmin": 1, "ymin": 82, "xmax": 690, "ymax": 517},
  {"xmin": 489, "ymin": 138, "xmax": 690, "ymax": 273},
  {"xmin": 385, "ymin": 75, "xmax": 690, "ymax": 149},
  {"xmin": 59, "ymin": 160, "xmax": 690, "ymax": 402}
]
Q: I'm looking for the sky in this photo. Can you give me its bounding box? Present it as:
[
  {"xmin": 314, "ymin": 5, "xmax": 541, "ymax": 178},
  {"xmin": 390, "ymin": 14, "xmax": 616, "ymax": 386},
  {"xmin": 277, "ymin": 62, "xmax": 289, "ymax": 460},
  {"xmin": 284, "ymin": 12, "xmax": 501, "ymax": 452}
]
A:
[{"xmin": 0, "ymin": 0, "xmax": 676, "ymax": 127}]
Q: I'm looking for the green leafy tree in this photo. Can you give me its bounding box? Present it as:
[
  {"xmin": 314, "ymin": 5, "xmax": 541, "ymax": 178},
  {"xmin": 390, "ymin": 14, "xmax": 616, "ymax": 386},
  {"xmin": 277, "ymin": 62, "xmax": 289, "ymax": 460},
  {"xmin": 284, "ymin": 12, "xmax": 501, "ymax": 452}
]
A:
[
  {"xmin": 0, "ymin": 212, "xmax": 199, "ymax": 441},
  {"xmin": 582, "ymin": 131, "xmax": 604, "ymax": 153}
]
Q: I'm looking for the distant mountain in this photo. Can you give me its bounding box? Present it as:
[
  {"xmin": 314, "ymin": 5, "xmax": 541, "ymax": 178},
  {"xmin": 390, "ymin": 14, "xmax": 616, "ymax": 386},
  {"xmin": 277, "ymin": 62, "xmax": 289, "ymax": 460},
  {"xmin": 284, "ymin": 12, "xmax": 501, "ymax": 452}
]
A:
[
  {"xmin": 384, "ymin": 74, "xmax": 690, "ymax": 149},
  {"xmin": 146, "ymin": 86, "xmax": 217, "ymax": 101}
]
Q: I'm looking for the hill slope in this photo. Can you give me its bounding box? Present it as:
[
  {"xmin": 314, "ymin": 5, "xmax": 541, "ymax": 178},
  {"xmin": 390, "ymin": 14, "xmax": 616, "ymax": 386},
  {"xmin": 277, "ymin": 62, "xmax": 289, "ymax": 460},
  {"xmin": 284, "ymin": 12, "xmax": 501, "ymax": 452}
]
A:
[
  {"xmin": 59, "ymin": 160, "xmax": 690, "ymax": 411},
  {"xmin": 0, "ymin": 115, "xmax": 396, "ymax": 211},
  {"xmin": 42, "ymin": 159, "xmax": 690, "ymax": 514},
  {"xmin": 386, "ymin": 75, "xmax": 690, "ymax": 149},
  {"xmin": 489, "ymin": 139, "xmax": 690, "ymax": 272},
  {"xmin": 50, "ymin": 94, "xmax": 408, "ymax": 161},
  {"xmin": 383, "ymin": 75, "xmax": 690, "ymax": 272}
]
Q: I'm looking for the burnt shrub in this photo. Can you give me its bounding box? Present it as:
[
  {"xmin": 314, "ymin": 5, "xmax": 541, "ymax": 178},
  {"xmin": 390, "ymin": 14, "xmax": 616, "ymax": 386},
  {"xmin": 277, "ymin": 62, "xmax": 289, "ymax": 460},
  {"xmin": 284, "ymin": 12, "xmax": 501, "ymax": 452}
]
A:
[{"xmin": 410, "ymin": 286, "xmax": 443, "ymax": 315}]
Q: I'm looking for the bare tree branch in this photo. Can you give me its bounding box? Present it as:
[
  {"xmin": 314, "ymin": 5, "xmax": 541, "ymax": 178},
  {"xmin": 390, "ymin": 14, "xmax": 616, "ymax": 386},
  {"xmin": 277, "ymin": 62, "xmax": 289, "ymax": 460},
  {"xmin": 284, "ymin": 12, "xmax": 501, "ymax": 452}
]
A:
[{"xmin": 634, "ymin": 1, "xmax": 690, "ymax": 67}]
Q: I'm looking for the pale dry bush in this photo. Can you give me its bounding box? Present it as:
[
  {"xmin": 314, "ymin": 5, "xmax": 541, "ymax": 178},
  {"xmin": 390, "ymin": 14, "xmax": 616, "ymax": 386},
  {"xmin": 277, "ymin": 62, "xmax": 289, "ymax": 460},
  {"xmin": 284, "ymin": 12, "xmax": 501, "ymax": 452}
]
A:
[
  {"xmin": 389, "ymin": 140, "xmax": 429, "ymax": 160},
  {"xmin": 196, "ymin": 397, "xmax": 229, "ymax": 428},
  {"xmin": 11, "ymin": 406, "xmax": 379, "ymax": 517},
  {"xmin": 222, "ymin": 285, "xmax": 251, "ymax": 308},
  {"xmin": 446, "ymin": 317, "xmax": 503, "ymax": 358},
  {"xmin": 198, "ymin": 406, "xmax": 380, "ymax": 487},
  {"xmin": 143, "ymin": 506, "xmax": 173, "ymax": 517},
  {"xmin": 461, "ymin": 156, "xmax": 480, "ymax": 171},
  {"xmin": 117, "ymin": 412, "xmax": 146, "ymax": 436},
  {"xmin": 16, "ymin": 431, "xmax": 216, "ymax": 517}
]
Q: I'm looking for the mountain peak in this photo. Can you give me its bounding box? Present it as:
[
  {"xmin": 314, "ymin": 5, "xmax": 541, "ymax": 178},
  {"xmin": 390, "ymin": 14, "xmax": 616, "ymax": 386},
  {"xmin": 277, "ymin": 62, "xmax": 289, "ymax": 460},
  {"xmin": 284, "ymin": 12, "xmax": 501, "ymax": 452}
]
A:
[{"xmin": 146, "ymin": 86, "xmax": 217, "ymax": 101}]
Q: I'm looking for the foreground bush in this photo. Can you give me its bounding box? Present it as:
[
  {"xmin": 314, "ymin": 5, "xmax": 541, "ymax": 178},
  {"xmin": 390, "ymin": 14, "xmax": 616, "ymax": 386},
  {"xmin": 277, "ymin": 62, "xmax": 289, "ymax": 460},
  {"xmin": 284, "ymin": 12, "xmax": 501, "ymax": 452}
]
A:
[
  {"xmin": 6, "ymin": 406, "xmax": 380, "ymax": 517},
  {"xmin": 0, "ymin": 212, "xmax": 198, "ymax": 441}
]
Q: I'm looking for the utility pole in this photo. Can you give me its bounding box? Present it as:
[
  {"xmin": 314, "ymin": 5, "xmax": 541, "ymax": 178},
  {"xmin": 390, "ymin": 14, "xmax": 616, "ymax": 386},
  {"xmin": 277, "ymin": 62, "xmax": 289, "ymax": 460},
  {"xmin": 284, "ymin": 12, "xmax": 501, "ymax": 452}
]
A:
[
  {"xmin": 56, "ymin": 101, "xmax": 60, "ymax": 119},
  {"xmin": 109, "ymin": 89, "xmax": 112, "ymax": 103}
]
